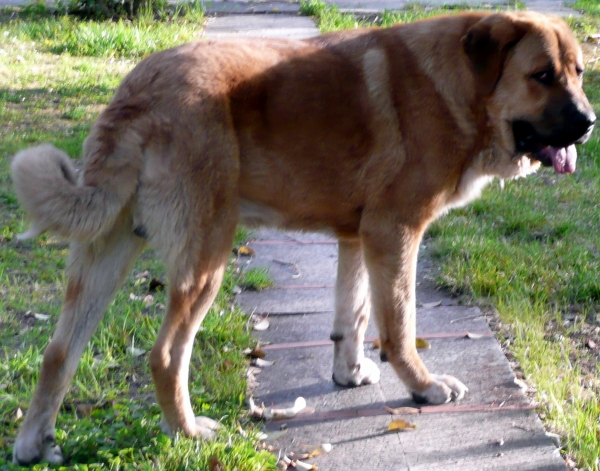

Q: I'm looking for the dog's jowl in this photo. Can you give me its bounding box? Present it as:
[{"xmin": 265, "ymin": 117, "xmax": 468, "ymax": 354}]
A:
[{"xmin": 11, "ymin": 11, "xmax": 595, "ymax": 464}]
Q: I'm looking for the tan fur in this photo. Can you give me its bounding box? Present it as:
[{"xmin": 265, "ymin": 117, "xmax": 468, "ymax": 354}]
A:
[{"xmin": 12, "ymin": 11, "xmax": 594, "ymax": 464}]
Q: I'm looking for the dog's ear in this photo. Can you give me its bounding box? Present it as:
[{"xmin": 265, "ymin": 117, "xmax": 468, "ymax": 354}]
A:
[{"xmin": 462, "ymin": 14, "xmax": 529, "ymax": 96}]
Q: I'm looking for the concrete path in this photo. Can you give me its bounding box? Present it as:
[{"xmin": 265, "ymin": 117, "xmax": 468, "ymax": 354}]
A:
[
  {"xmin": 0, "ymin": 0, "xmax": 582, "ymax": 17},
  {"xmin": 237, "ymin": 230, "xmax": 566, "ymax": 470},
  {"xmin": 200, "ymin": 0, "xmax": 581, "ymax": 17}
]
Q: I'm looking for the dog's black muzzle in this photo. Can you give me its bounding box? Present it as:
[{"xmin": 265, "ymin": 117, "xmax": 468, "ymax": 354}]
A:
[{"xmin": 513, "ymin": 104, "xmax": 596, "ymax": 166}]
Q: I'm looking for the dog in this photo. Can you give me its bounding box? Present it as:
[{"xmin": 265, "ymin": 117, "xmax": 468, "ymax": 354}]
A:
[{"xmin": 11, "ymin": 11, "xmax": 595, "ymax": 464}]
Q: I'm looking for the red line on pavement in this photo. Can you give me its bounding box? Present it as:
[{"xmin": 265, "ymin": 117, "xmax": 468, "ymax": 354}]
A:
[
  {"xmin": 261, "ymin": 332, "xmax": 493, "ymax": 350},
  {"xmin": 250, "ymin": 240, "xmax": 338, "ymax": 245},
  {"xmin": 282, "ymin": 402, "xmax": 536, "ymax": 424},
  {"xmin": 275, "ymin": 284, "xmax": 335, "ymax": 289}
]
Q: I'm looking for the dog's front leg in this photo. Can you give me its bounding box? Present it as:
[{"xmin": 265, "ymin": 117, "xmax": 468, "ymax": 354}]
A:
[
  {"xmin": 330, "ymin": 239, "xmax": 380, "ymax": 387},
  {"xmin": 361, "ymin": 224, "xmax": 468, "ymax": 404}
]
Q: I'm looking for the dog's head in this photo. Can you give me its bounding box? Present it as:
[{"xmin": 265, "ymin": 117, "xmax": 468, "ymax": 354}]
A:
[{"xmin": 463, "ymin": 12, "xmax": 596, "ymax": 177}]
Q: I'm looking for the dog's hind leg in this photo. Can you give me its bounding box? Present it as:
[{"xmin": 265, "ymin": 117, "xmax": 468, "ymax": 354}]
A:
[
  {"xmin": 149, "ymin": 218, "xmax": 237, "ymax": 439},
  {"xmin": 331, "ymin": 239, "xmax": 380, "ymax": 386},
  {"xmin": 12, "ymin": 212, "xmax": 146, "ymax": 465}
]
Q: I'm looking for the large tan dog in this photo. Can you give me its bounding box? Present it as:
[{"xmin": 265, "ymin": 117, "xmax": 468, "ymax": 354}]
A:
[{"xmin": 11, "ymin": 11, "xmax": 595, "ymax": 464}]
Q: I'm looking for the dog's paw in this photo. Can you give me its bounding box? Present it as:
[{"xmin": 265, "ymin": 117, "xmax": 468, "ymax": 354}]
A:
[
  {"xmin": 13, "ymin": 431, "xmax": 63, "ymax": 465},
  {"xmin": 332, "ymin": 357, "xmax": 381, "ymax": 387},
  {"xmin": 160, "ymin": 415, "xmax": 220, "ymax": 439},
  {"xmin": 411, "ymin": 374, "xmax": 468, "ymax": 405},
  {"xmin": 194, "ymin": 416, "xmax": 221, "ymax": 439}
]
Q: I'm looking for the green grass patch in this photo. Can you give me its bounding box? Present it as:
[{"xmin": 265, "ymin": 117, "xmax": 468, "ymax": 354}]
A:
[
  {"xmin": 0, "ymin": 11, "xmax": 275, "ymax": 470},
  {"xmin": 572, "ymin": 0, "xmax": 600, "ymax": 17},
  {"xmin": 3, "ymin": 5, "xmax": 204, "ymax": 59},
  {"xmin": 240, "ymin": 268, "xmax": 275, "ymax": 292}
]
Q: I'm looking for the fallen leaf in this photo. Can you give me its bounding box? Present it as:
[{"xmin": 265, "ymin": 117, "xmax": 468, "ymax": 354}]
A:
[
  {"xmin": 238, "ymin": 246, "xmax": 256, "ymax": 256},
  {"xmin": 135, "ymin": 270, "xmax": 151, "ymax": 280},
  {"xmin": 209, "ymin": 455, "xmax": 224, "ymax": 471},
  {"xmin": 415, "ymin": 338, "xmax": 431, "ymax": 349},
  {"xmin": 33, "ymin": 313, "xmax": 50, "ymax": 321},
  {"xmin": 15, "ymin": 407, "xmax": 23, "ymax": 421},
  {"xmin": 466, "ymin": 332, "xmax": 486, "ymax": 339},
  {"xmin": 142, "ymin": 294, "xmax": 154, "ymax": 306},
  {"xmin": 421, "ymin": 301, "xmax": 442, "ymax": 308},
  {"xmin": 253, "ymin": 318, "xmax": 270, "ymax": 331},
  {"xmin": 264, "ymin": 397, "xmax": 307, "ymax": 420},
  {"xmin": 294, "ymin": 460, "xmax": 317, "ymax": 471},
  {"xmin": 387, "ymin": 419, "xmax": 417, "ymax": 431},
  {"xmin": 586, "ymin": 338, "xmax": 597, "ymax": 349},
  {"xmin": 76, "ymin": 404, "xmax": 95, "ymax": 417},
  {"xmin": 514, "ymin": 377, "xmax": 528, "ymax": 392},
  {"xmin": 128, "ymin": 346, "xmax": 146, "ymax": 357},
  {"xmin": 246, "ymin": 347, "xmax": 266, "ymax": 359},
  {"xmin": 233, "ymin": 285, "xmax": 242, "ymax": 295},
  {"xmin": 372, "ymin": 338, "xmax": 381, "ymax": 349},
  {"xmin": 253, "ymin": 358, "xmax": 275, "ymax": 367},
  {"xmin": 385, "ymin": 406, "xmax": 420, "ymax": 415},
  {"xmin": 307, "ymin": 443, "xmax": 333, "ymax": 458}
]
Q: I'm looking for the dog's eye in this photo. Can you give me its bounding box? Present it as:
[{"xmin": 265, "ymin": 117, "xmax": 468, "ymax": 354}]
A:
[
  {"xmin": 531, "ymin": 69, "xmax": 554, "ymax": 85},
  {"xmin": 576, "ymin": 66, "xmax": 584, "ymax": 79}
]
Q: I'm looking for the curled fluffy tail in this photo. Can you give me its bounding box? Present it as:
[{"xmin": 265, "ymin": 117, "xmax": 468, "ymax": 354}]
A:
[{"xmin": 11, "ymin": 144, "xmax": 133, "ymax": 241}]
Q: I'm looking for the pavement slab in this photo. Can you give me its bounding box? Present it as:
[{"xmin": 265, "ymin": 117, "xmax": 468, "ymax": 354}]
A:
[
  {"xmin": 238, "ymin": 229, "xmax": 567, "ymax": 470},
  {"xmin": 203, "ymin": 14, "xmax": 320, "ymax": 39}
]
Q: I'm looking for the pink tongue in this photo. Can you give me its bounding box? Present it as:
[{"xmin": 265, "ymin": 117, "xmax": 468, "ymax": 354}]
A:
[{"xmin": 549, "ymin": 145, "xmax": 577, "ymax": 174}]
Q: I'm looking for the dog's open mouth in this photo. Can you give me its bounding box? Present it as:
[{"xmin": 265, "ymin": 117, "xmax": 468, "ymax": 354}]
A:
[{"xmin": 512, "ymin": 120, "xmax": 578, "ymax": 174}]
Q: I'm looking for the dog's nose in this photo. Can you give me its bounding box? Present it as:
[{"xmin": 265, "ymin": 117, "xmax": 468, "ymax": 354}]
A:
[
  {"xmin": 582, "ymin": 109, "xmax": 596, "ymax": 129},
  {"xmin": 565, "ymin": 103, "xmax": 595, "ymax": 126},
  {"xmin": 564, "ymin": 103, "xmax": 596, "ymax": 139}
]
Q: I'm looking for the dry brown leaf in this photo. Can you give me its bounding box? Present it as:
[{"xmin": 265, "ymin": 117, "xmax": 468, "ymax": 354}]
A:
[
  {"xmin": 209, "ymin": 455, "xmax": 224, "ymax": 471},
  {"xmin": 76, "ymin": 404, "xmax": 95, "ymax": 417},
  {"xmin": 415, "ymin": 338, "xmax": 431, "ymax": 349},
  {"xmin": 384, "ymin": 406, "xmax": 420, "ymax": 415},
  {"xmin": 307, "ymin": 443, "xmax": 332, "ymax": 458},
  {"xmin": 387, "ymin": 419, "xmax": 417, "ymax": 431},
  {"xmin": 372, "ymin": 338, "xmax": 381, "ymax": 349},
  {"xmin": 466, "ymin": 332, "xmax": 486, "ymax": 339},
  {"xmin": 421, "ymin": 301, "xmax": 442, "ymax": 308},
  {"xmin": 238, "ymin": 246, "xmax": 256, "ymax": 256},
  {"xmin": 246, "ymin": 346, "xmax": 266, "ymax": 359}
]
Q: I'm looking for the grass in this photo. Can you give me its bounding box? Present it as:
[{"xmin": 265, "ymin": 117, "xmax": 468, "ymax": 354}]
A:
[
  {"xmin": 303, "ymin": 1, "xmax": 600, "ymax": 468},
  {"xmin": 0, "ymin": 8, "xmax": 276, "ymax": 471},
  {"xmin": 240, "ymin": 268, "xmax": 275, "ymax": 292}
]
